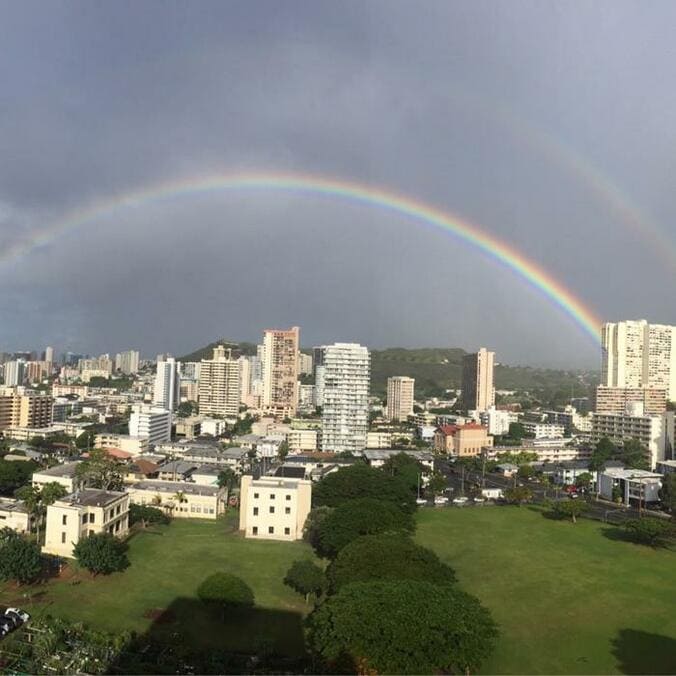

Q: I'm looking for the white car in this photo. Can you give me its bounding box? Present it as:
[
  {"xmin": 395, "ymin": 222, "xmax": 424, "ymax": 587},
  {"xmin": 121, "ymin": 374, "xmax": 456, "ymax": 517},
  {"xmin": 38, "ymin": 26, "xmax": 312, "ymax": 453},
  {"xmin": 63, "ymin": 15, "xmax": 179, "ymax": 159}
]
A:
[
  {"xmin": 416, "ymin": 498, "xmax": 428, "ymax": 506},
  {"xmin": 6, "ymin": 608, "xmax": 30, "ymax": 624},
  {"xmin": 453, "ymin": 496, "xmax": 469, "ymax": 505},
  {"xmin": 434, "ymin": 496, "xmax": 449, "ymax": 505},
  {"xmin": 473, "ymin": 497, "xmax": 485, "ymax": 504}
]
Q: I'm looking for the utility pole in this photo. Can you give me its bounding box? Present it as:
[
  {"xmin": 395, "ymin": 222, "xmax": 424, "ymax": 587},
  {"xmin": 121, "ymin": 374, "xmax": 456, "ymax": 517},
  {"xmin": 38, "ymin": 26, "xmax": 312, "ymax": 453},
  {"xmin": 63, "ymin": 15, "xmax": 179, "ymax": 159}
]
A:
[
  {"xmin": 461, "ymin": 465, "xmax": 465, "ymax": 496},
  {"xmin": 481, "ymin": 451, "xmax": 487, "ymax": 489}
]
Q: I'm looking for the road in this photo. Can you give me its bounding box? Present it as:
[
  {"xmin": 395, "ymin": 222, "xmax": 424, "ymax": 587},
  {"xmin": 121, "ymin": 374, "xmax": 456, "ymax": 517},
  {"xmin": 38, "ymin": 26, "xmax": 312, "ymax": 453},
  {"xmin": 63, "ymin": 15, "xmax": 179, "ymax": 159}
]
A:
[{"xmin": 433, "ymin": 459, "xmax": 665, "ymax": 524}]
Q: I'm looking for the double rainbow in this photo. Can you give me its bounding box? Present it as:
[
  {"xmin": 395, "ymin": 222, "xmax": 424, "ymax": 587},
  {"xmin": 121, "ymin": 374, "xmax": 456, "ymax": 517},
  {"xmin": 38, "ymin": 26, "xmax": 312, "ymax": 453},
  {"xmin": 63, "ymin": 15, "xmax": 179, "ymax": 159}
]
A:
[{"xmin": 0, "ymin": 171, "xmax": 603, "ymax": 344}]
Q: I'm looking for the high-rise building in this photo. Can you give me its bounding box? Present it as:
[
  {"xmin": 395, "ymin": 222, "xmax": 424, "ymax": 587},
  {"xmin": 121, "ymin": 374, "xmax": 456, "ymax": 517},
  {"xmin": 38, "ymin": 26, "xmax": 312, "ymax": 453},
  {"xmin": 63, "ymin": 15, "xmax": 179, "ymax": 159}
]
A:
[
  {"xmin": 44, "ymin": 346, "xmax": 54, "ymax": 365},
  {"xmin": 0, "ymin": 391, "xmax": 53, "ymax": 430},
  {"xmin": 4, "ymin": 360, "xmax": 25, "ymax": 387},
  {"xmin": 115, "ymin": 350, "xmax": 140, "ymax": 375},
  {"xmin": 320, "ymin": 343, "xmax": 370, "ymax": 453},
  {"xmin": 461, "ymin": 348, "xmax": 495, "ymax": 412},
  {"xmin": 262, "ymin": 327, "xmax": 300, "ymax": 418},
  {"xmin": 153, "ymin": 357, "xmax": 180, "ymax": 411},
  {"xmin": 602, "ymin": 320, "xmax": 676, "ymax": 401},
  {"xmin": 129, "ymin": 404, "xmax": 172, "ymax": 445},
  {"xmin": 298, "ymin": 353, "xmax": 313, "ymax": 376},
  {"xmin": 386, "ymin": 376, "xmax": 415, "ymax": 422},
  {"xmin": 238, "ymin": 356, "xmax": 252, "ymax": 402},
  {"xmin": 594, "ymin": 385, "xmax": 667, "ymax": 415},
  {"xmin": 198, "ymin": 346, "xmax": 240, "ymax": 417}
]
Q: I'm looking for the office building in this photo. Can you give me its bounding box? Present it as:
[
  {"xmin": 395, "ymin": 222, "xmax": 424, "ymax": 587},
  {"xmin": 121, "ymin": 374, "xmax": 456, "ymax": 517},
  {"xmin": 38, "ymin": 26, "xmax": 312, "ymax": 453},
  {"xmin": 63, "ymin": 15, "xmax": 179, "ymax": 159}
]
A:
[
  {"xmin": 153, "ymin": 357, "xmax": 179, "ymax": 411},
  {"xmin": 320, "ymin": 343, "xmax": 370, "ymax": 453},
  {"xmin": 602, "ymin": 320, "xmax": 676, "ymax": 401},
  {"xmin": 262, "ymin": 327, "xmax": 300, "ymax": 418},
  {"xmin": 129, "ymin": 405, "xmax": 172, "ymax": 445},
  {"xmin": 239, "ymin": 475, "xmax": 312, "ymax": 541},
  {"xmin": 386, "ymin": 376, "xmax": 415, "ymax": 422},
  {"xmin": 461, "ymin": 348, "xmax": 495, "ymax": 412},
  {"xmin": 198, "ymin": 346, "xmax": 240, "ymax": 417}
]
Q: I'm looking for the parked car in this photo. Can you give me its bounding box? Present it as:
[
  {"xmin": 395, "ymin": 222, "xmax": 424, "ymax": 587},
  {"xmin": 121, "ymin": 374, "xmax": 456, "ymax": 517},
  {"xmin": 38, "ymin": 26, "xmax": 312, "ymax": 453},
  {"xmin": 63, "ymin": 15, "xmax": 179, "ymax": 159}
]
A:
[
  {"xmin": 473, "ymin": 496, "xmax": 485, "ymax": 504},
  {"xmin": 453, "ymin": 496, "xmax": 469, "ymax": 505},
  {"xmin": 434, "ymin": 495, "xmax": 449, "ymax": 505},
  {"xmin": 5, "ymin": 608, "xmax": 29, "ymax": 625},
  {"xmin": 416, "ymin": 498, "xmax": 428, "ymax": 506}
]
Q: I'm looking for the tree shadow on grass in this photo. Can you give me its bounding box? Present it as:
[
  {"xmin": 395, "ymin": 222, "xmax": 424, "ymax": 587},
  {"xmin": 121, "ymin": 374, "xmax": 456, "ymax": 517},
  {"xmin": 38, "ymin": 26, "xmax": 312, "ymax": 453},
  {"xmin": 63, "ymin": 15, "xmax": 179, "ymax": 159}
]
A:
[
  {"xmin": 611, "ymin": 629, "xmax": 676, "ymax": 674},
  {"xmin": 110, "ymin": 597, "xmax": 308, "ymax": 674},
  {"xmin": 600, "ymin": 526, "xmax": 635, "ymax": 543}
]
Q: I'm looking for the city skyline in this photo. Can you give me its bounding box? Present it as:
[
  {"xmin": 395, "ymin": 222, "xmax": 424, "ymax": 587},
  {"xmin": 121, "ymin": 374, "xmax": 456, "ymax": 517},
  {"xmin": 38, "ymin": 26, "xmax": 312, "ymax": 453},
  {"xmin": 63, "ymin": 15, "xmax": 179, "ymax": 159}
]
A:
[{"xmin": 1, "ymin": 2, "xmax": 676, "ymax": 367}]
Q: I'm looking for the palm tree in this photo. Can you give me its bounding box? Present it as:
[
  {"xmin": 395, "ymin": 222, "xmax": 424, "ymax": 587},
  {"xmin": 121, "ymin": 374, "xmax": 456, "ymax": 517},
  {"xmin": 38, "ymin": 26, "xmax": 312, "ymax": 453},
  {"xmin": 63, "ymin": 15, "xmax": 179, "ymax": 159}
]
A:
[
  {"xmin": 217, "ymin": 468, "xmax": 238, "ymax": 502},
  {"xmin": 172, "ymin": 491, "xmax": 187, "ymax": 516}
]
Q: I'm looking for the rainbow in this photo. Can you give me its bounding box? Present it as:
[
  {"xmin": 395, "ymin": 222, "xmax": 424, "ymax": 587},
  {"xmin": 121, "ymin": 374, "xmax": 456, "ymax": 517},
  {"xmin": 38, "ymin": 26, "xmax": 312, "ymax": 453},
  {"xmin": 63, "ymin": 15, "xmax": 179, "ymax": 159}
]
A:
[{"xmin": 0, "ymin": 171, "xmax": 603, "ymax": 344}]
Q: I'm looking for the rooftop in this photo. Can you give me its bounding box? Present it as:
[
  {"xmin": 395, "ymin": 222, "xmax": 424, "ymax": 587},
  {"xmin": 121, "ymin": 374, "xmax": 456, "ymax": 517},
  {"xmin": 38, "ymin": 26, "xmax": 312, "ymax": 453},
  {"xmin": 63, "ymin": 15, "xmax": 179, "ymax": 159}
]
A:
[
  {"xmin": 33, "ymin": 462, "xmax": 80, "ymax": 478},
  {"xmin": 132, "ymin": 481, "xmax": 221, "ymax": 496},
  {"xmin": 59, "ymin": 488, "xmax": 126, "ymax": 508},
  {"xmin": 0, "ymin": 499, "xmax": 28, "ymax": 514},
  {"xmin": 363, "ymin": 449, "xmax": 435, "ymax": 461}
]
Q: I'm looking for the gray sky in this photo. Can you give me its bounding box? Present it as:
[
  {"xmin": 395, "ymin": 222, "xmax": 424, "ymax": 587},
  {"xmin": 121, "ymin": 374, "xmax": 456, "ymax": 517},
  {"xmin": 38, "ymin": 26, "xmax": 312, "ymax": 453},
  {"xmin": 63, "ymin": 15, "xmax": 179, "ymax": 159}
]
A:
[{"xmin": 0, "ymin": 0, "xmax": 675, "ymax": 367}]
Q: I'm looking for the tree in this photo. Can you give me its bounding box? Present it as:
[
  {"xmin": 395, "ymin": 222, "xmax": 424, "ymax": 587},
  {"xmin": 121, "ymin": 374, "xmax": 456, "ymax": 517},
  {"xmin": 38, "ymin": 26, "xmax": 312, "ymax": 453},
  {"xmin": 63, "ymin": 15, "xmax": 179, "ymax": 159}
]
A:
[
  {"xmin": 427, "ymin": 472, "xmax": 447, "ymax": 496},
  {"xmin": 317, "ymin": 498, "xmax": 415, "ymax": 557},
  {"xmin": 75, "ymin": 430, "xmax": 96, "ymax": 450},
  {"xmin": 75, "ymin": 448, "xmax": 124, "ymax": 491},
  {"xmin": 327, "ymin": 533, "xmax": 455, "ymax": 592},
  {"xmin": 574, "ymin": 472, "xmax": 594, "ymax": 492},
  {"xmin": 517, "ymin": 464, "xmax": 534, "ymax": 480},
  {"xmin": 177, "ymin": 401, "xmax": 197, "ymax": 418},
  {"xmin": 312, "ymin": 464, "xmax": 416, "ymax": 513},
  {"xmin": 0, "ymin": 531, "xmax": 42, "ymax": 584},
  {"xmin": 508, "ymin": 422, "xmax": 526, "ymax": 441},
  {"xmin": 277, "ymin": 440, "xmax": 289, "ymax": 462},
  {"xmin": 621, "ymin": 439, "xmax": 649, "ymax": 470},
  {"xmin": 658, "ymin": 474, "xmax": 676, "ymax": 515},
  {"xmin": 306, "ymin": 580, "xmax": 498, "ymax": 674},
  {"xmin": 588, "ymin": 437, "xmax": 615, "ymax": 472},
  {"xmin": 216, "ymin": 468, "xmax": 238, "ymax": 501},
  {"xmin": 0, "ymin": 459, "xmax": 39, "ymax": 496},
  {"xmin": 16, "ymin": 481, "xmax": 67, "ymax": 543},
  {"xmin": 303, "ymin": 506, "xmax": 334, "ymax": 558},
  {"xmin": 283, "ymin": 560, "xmax": 326, "ymax": 602},
  {"xmin": 197, "ymin": 572, "xmax": 254, "ymax": 619},
  {"xmin": 41, "ymin": 481, "xmax": 68, "ymax": 507},
  {"xmin": 172, "ymin": 491, "xmax": 187, "ymax": 516},
  {"xmin": 73, "ymin": 533, "xmax": 129, "ymax": 575},
  {"xmin": 622, "ymin": 518, "xmax": 674, "ymax": 547},
  {"xmin": 548, "ymin": 499, "xmax": 589, "ymax": 524},
  {"xmin": 503, "ymin": 486, "xmax": 533, "ymax": 505},
  {"xmin": 129, "ymin": 504, "xmax": 169, "ymax": 528}
]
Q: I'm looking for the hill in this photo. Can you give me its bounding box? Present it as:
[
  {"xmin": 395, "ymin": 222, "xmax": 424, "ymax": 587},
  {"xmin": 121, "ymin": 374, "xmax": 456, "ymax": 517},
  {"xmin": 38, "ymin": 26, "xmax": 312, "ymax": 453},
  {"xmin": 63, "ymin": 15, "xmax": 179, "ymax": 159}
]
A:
[{"xmin": 180, "ymin": 341, "xmax": 598, "ymax": 405}]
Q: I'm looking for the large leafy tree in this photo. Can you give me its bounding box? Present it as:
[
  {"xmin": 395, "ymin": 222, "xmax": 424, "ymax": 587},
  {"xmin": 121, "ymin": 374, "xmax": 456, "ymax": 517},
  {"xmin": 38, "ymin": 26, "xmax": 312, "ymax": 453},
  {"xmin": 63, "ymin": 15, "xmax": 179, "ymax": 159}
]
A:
[
  {"xmin": 327, "ymin": 533, "xmax": 455, "ymax": 592},
  {"xmin": 380, "ymin": 453, "xmax": 424, "ymax": 494},
  {"xmin": 588, "ymin": 437, "xmax": 616, "ymax": 471},
  {"xmin": 283, "ymin": 560, "xmax": 326, "ymax": 603},
  {"xmin": 16, "ymin": 481, "xmax": 67, "ymax": 542},
  {"xmin": 548, "ymin": 499, "xmax": 589, "ymax": 524},
  {"xmin": 73, "ymin": 533, "xmax": 129, "ymax": 575},
  {"xmin": 312, "ymin": 464, "xmax": 415, "ymax": 513},
  {"xmin": 503, "ymin": 486, "xmax": 533, "ymax": 505},
  {"xmin": 129, "ymin": 504, "xmax": 169, "ymax": 528},
  {"xmin": 0, "ymin": 459, "xmax": 39, "ymax": 496},
  {"xmin": 303, "ymin": 506, "xmax": 334, "ymax": 558},
  {"xmin": 75, "ymin": 448, "xmax": 125, "ymax": 491},
  {"xmin": 574, "ymin": 472, "xmax": 594, "ymax": 491},
  {"xmin": 427, "ymin": 472, "xmax": 448, "ymax": 496},
  {"xmin": 622, "ymin": 518, "xmax": 674, "ymax": 547},
  {"xmin": 317, "ymin": 498, "xmax": 414, "ymax": 558},
  {"xmin": 306, "ymin": 580, "xmax": 498, "ymax": 674},
  {"xmin": 659, "ymin": 474, "xmax": 676, "ymax": 515},
  {"xmin": 197, "ymin": 572, "xmax": 254, "ymax": 619},
  {"xmin": 0, "ymin": 530, "xmax": 42, "ymax": 584}
]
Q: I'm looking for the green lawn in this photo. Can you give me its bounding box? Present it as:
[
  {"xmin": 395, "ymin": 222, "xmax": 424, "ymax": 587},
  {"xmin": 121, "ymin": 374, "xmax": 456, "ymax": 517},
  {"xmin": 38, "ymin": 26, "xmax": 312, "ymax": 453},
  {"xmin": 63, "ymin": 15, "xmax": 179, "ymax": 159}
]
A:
[
  {"xmin": 0, "ymin": 514, "xmax": 316, "ymax": 657},
  {"xmin": 416, "ymin": 505, "xmax": 676, "ymax": 675}
]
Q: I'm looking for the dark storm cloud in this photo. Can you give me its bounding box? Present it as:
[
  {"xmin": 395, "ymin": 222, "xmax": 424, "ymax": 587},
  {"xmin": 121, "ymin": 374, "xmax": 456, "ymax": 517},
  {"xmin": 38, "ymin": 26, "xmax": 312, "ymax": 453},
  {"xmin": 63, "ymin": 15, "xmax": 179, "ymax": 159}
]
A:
[{"xmin": 0, "ymin": 0, "xmax": 674, "ymax": 365}]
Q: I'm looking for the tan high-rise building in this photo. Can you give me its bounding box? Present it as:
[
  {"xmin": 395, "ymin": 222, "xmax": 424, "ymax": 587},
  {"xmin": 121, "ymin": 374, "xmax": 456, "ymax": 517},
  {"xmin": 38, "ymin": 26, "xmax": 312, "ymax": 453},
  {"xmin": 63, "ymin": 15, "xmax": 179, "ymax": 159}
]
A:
[
  {"xmin": 0, "ymin": 391, "xmax": 53, "ymax": 430},
  {"xmin": 602, "ymin": 320, "xmax": 676, "ymax": 401},
  {"xmin": 386, "ymin": 376, "xmax": 415, "ymax": 422},
  {"xmin": 198, "ymin": 346, "xmax": 240, "ymax": 417},
  {"xmin": 262, "ymin": 327, "xmax": 300, "ymax": 418},
  {"xmin": 594, "ymin": 385, "xmax": 667, "ymax": 416},
  {"xmin": 461, "ymin": 348, "xmax": 495, "ymax": 412}
]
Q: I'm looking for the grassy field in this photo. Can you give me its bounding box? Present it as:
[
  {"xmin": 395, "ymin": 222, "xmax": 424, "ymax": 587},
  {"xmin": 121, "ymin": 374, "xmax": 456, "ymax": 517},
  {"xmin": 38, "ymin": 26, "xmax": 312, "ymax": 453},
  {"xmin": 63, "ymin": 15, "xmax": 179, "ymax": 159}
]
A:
[
  {"xmin": 416, "ymin": 506, "xmax": 676, "ymax": 675},
  {"xmin": 0, "ymin": 514, "xmax": 316, "ymax": 657}
]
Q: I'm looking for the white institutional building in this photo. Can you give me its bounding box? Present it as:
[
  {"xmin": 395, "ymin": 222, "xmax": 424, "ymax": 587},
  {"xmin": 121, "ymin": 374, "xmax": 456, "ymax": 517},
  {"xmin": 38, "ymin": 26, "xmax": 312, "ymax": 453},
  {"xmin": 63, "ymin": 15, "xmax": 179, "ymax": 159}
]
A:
[
  {"xmin": 129, "ymin": 405, "xmax": 172, "ymax": 445},
  {"xmin": 602, "ymin": 320, "xmax": 676, "ymax": 402},
  {"xmin": 320, "ymin": 343, "xmax": 370, "ymax": 453}
]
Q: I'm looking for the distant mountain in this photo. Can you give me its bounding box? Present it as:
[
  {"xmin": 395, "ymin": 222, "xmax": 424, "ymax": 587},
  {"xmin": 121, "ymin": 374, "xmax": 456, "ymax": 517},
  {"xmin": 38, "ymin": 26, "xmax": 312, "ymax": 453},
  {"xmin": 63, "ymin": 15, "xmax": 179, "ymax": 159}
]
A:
[{"xmin": 180, "ymin": 341, "xmax": 598, "ymax": 403}]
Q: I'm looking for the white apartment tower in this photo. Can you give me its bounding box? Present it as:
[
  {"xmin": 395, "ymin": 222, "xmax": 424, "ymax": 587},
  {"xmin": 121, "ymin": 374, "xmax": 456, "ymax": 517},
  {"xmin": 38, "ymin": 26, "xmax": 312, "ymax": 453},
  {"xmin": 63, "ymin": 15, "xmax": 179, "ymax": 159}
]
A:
[
  {"xmin": 129, "ymin": 405, "xmax": 172, "ymax": 445},
  {"xmin": 198, "ymin": 346, "xmax": 240, "ymax": 417},
  {"xmin": 320, "ymin": 343, "xmax": 370, "ymax": 453},
  {"xmin": 115, "ymin": 350, "xmax": 140, "ymax": 375},
  {"xmin": 386, "ymin": 376, "xmax": 415, "ymax": 422},
  {"xmin": 153, "ymin": 357, "xmax": 180, "ymax": 411},
  {"xmin": 4, "ymin": 360, "xmax": 25, "ymax": 387},
  {"xmin": 602, "ymin": 320, "xmax": 676, "ymax": 401},
  {"xmin": 262, "ymin": 327, "xmax": 300, "ymax": 418}
]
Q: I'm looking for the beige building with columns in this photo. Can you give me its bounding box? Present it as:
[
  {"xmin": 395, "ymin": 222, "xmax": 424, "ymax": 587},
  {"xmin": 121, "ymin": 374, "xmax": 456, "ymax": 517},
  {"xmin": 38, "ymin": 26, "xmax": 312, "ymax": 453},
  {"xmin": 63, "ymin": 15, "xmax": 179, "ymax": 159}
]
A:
[
  {"xmin": 239, "ymin": 475, "xmax": 311, "ymax": 541},
  {"xmin": 42, "ymin": 489, "xmax": 129, "ymax": 558}
]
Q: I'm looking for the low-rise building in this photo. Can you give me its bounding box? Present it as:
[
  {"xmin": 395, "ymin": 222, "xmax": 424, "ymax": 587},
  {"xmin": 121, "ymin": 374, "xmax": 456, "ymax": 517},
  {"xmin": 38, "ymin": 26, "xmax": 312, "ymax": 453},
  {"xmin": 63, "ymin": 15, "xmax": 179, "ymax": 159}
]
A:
[
  {"xmin": 42, "ymin": 489, "xmax": 129, "ymax": 558},
  {"xmin": 522, "ymin": 421, "xmax": 565, "ymax": 439},
  {"xmin": 598, "ymin": 467, "xmax": 663, "ymax": 506},
  {"xmin": 362, "ymin": 449, "xmax": 434, "ymax": 472},
  {"xmin": 127, "ymin": 481, "xmax": 225, "ymax": 519},
  {"xmin": 129, "ymin": 405, "xmax": 172, "ymax": 445},
  {"xmin": 95, "ymin": 434, "xmax": 149, "ymax": 455},
  {"xmin": 183, "ymin": 447, "xmax": 248, "ymax": 470},
  {"xmin": 434, "ymin": 424, "xmax": 493, "ymax": 457},
  {"xmin": 174, "ymin": 416, "xmax": 202, "ymax": 440},
  {"xmin": 200, "ymin": 418, "xmax": 228, "ymax": 437},
  {"xmin": 286, "ymin": 428, "xmax": 319, "ymax": 452},
  {"xmin": 32, "ymin": 462, "xmax": 81, "ymax": 493},
  {"xmin": 0, "ymin": 499, "xmax": 33, "ymax": 533},
  {"xmin": 239, "ymin": 475, "xmax": 312, "ymax": 541}
]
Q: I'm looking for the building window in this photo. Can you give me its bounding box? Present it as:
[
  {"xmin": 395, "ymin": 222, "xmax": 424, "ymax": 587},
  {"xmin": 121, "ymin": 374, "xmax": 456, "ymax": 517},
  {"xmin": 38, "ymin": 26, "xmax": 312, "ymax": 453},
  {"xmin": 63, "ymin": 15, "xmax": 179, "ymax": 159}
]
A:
[
  {"xmin": 285, "ymin": 507, "xmax": 291, "ymax": 514},
  {"xmin": 269, "ymin": 506, "xmax": 275, "ymax": 514},
  {"xmin": 116, "ymin": 505, "xmax": 121, "ymax": 515},
  {"xmin": 253, "ymin": 493, "xmax": 259, "ymax": 499},
  {"xmin": 269, "ymin": 494, "xmax": 276, "ymax": 499},
  {"xmin": 61, "ymin": 532, "xmax": 66, "ymax": 543},
  {"xmin": 62, "ymin": 514, "xmax": 67, "ymax": 525},
  {"xmin": 253, "ymin": 507, "xmax": 258, "ymax": 516},
  {"xmin": 82, "ymin": 514, "xmax": 87, "ymax": 524},
  {"xmin": 284, "ymin": 527, "xmax": 290, "ymax": 535},
  {"xmin": 268, "ymin": 526, "xmax": 274, "ymax": 534},
  {"xmin": 285, "ymin": 494, "xmax": 291, "ymax": 501},
  {"xmin": 252, "ymin": 526, "xmax": 258, "ymax": 535},
  {"xmin": 89, "ymin": 514, "xmax": 95, "ymax": 523}
]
